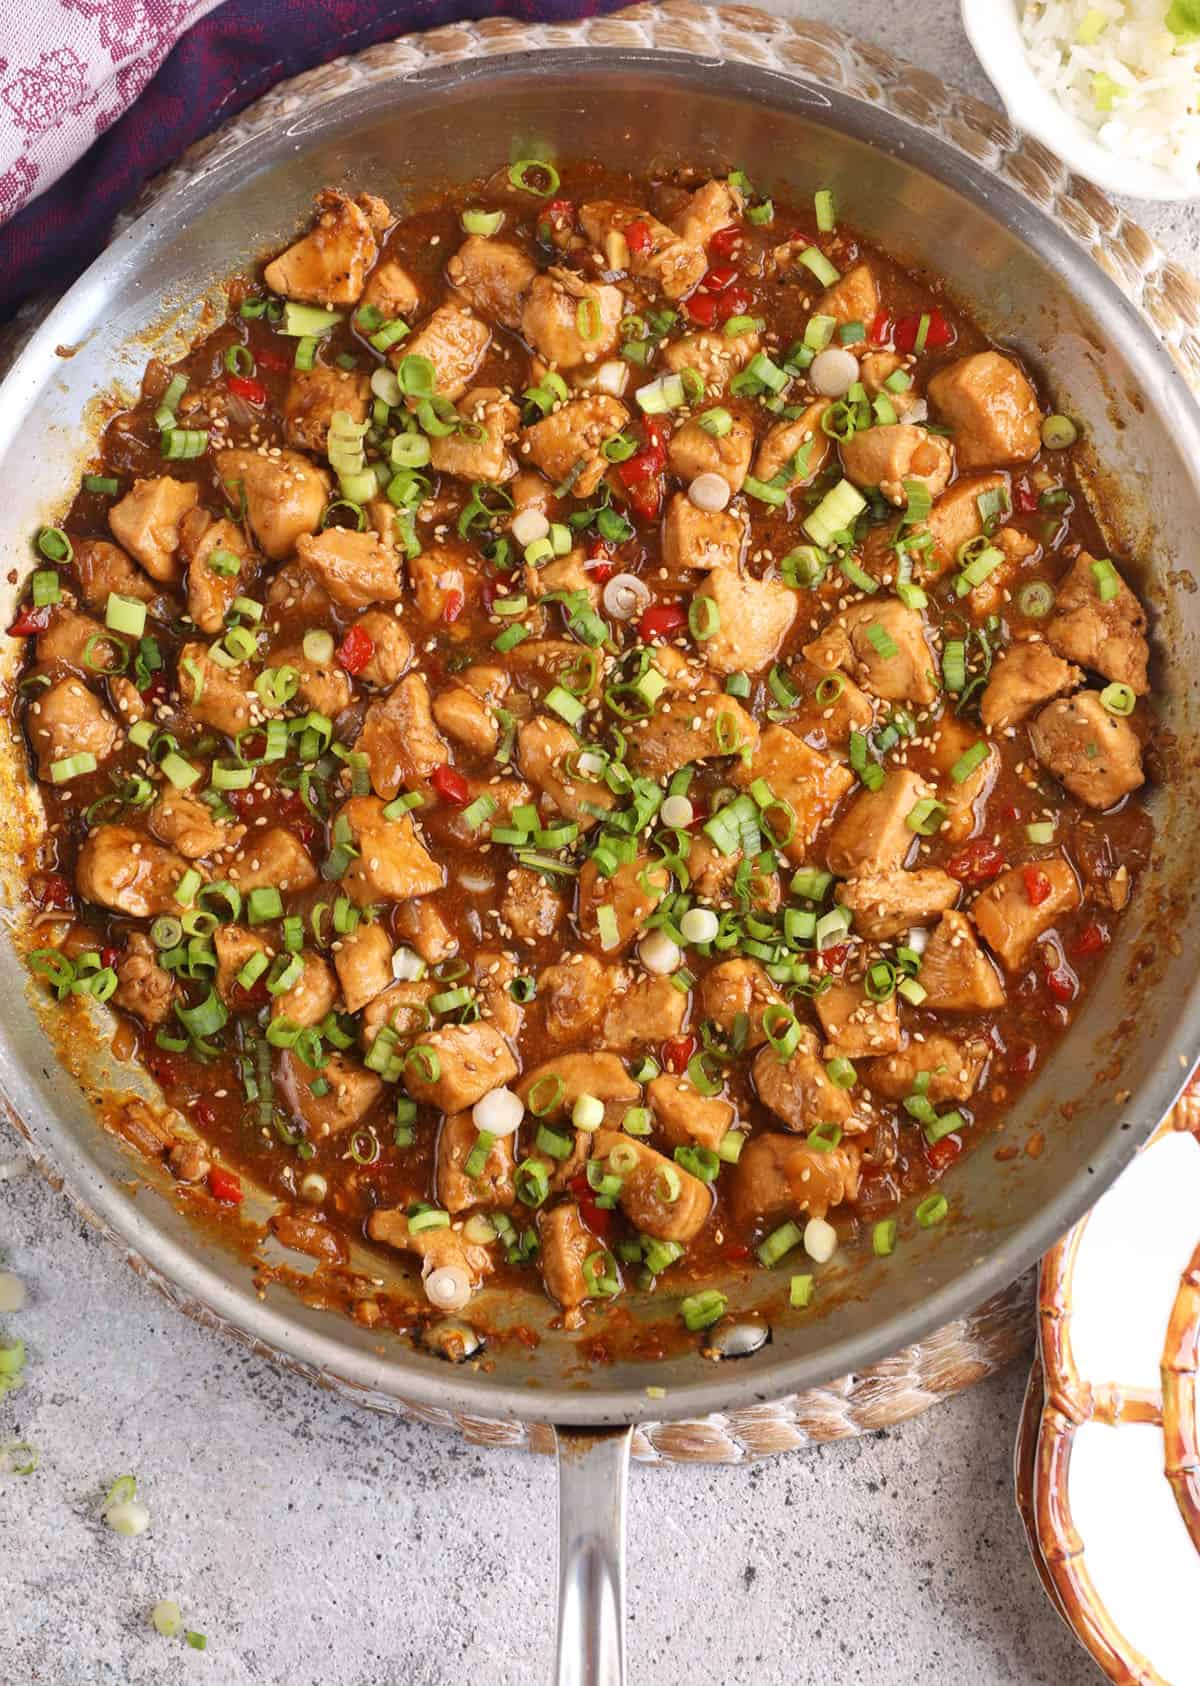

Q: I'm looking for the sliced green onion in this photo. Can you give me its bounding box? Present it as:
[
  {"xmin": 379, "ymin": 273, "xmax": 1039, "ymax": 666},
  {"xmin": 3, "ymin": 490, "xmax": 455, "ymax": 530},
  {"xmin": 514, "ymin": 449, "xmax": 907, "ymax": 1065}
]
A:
[
  {"xmin": 797, "ymin": 246, "xmax": 840, "ymax": 287},
  {"xmin": 916, "ymin": 1193, "xmax": 949, "ymax": 1229},
  {"xmin": 1100, "ymin": 682, "xmax": 1136, "ymax": 716},
  {"xmin": 680, "ymin": 1289, "xmax": 727, "ymax": 1332},
  {"xmin": 508, "ymin": 159, "xmax": 561, "ymax": 196}
]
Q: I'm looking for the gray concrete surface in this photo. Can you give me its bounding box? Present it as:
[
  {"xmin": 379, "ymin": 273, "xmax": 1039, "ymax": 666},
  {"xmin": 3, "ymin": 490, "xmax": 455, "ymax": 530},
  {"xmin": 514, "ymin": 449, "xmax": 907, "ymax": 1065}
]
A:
[{"xmin": 4, "ymin": 2, "xmax": 1198, "ymax": 1680}]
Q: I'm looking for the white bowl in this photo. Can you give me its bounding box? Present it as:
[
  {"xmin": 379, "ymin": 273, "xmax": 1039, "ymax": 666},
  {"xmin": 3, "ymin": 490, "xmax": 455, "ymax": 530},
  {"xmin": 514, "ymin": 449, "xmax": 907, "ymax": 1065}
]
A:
[{"xmin": 961, "ymin": 0, "xmax": 1200, "ymax": 202}]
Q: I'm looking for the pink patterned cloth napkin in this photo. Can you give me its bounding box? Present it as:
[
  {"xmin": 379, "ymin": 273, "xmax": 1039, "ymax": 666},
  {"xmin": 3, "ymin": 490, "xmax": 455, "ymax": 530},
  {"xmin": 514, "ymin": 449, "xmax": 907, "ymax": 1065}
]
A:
[{"xmin": 0, "ymin": 0, "xmax": 221, "ymax": 224}]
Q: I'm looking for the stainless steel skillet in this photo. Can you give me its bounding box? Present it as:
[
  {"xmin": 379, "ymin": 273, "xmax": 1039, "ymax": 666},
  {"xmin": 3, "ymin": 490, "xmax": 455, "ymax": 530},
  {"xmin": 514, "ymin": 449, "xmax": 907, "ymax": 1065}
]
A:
[{"xmin": 4, "ymin": 19, "xmax": 1200, "ymax": 1681}]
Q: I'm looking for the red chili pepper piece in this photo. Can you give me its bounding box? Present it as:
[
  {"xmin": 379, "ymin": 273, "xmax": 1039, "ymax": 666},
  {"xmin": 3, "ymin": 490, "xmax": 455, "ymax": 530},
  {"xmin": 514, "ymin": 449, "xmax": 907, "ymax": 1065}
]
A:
[
  {"xmin": 707, "ymin": 225, "xmax": 743, "ymax": 259},
  {"xmin": 546, "ymin": 197, "xmax": 575, "ymax": 220},
  {"xmin": 662, "ymin": 1034, "xmax": 696, "ymax": 1075},
  {"xmin": 945, "ymin": 839, "xmax": 1007, "ymax": 887},
  {"xmin": 893, "ymin": 308, "xmax": 954, "ymax": 354},
  {"xmin": 714, "ymin": 284, "xmax": 753, "ymax": 323},
  {"xmin": 1023, "ymin": 865, "xmax": 1052, "ymax": 907},
  {"xmin": 207, "ymin": 1167, "xmax": 244, "ymax": 1205},
  {"xmin": 226, "ymin": 373, "xmax": 267, "ymax": 405},
  {"xmin": 814, "ymin": 943, "xmax": 849, "ymax": 973},
  {"xmin": 146, "ymin": 1049, "xmax": 182, "ymax": 1089},
  {"xmin": 336, "ymin": 624, "xmax": 375, "ymax": 676},
  {"xmin": 624, "ymin": 217, "xmax": 653, "ymax": 256},
  {"xmin": 684, "ymin": 290, "xmax": 718, "ymax": 327},
  {"xmin": 569, "ymin": 1172, "xmax": 613, "ymax": 1240},
  {"xmin": 101, "ymin": 946, "xmax": 119, "ymax": 970},
  {"xmin": 702, "ymin": 261, "xmax": 739, "ymax": 292},
  {"xmin": 1014, "ymin": 477, "xmax": 1040, "ymax": 514},
  {"xmin": 1044, "ymin": 966, "xmax": 1077, "ymax": 1005},
  {"xmin": 431, "ymin": 763, "xmax": 469, "ymax": 806},
  {"xmin": 194, "ymin": 1099, "xmax": 216, "ymax": 1129},
  {"xmin": 927, "ymin": 1135, "xmax": 963, "ymax": 1172},
  {"xmin": 638, "ymin": 602, "xmax": 687, "ymax": 641},
  {"xmin": 1007, "ymin": 1040, "xmax": 1038, "ymax": 1076},
  {"xmin": 8, "ymin": 603, "xmax": 51, "ymax": 637},
  {"xmin": 33, "ymin": 873, "xmax": 73, "ymax": 910},
  {"xmin": 442, "ymin": 587, "xmax": 465, "ymax": 623},
  {"xmin": 869, "ymin": 309, "xmax": 893, "ymax": 347},
  {"xmin": 254, "ymin": 344, "xmax": 290, "ymax": 372},
  {"xmin": 1072, "ymin": 922, "xmax": 1108, "ymax": 959},
  {"xmin": 723, "ymin": 1242, "xmax": 752, "ymax": 1263}
]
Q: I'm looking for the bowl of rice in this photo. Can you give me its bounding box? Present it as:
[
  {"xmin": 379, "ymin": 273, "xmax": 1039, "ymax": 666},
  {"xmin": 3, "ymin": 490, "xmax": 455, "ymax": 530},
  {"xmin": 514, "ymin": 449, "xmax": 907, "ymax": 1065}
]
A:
[{"xmin": 961, "ymin": 0, "xmax": 1200, "ymax": 200}]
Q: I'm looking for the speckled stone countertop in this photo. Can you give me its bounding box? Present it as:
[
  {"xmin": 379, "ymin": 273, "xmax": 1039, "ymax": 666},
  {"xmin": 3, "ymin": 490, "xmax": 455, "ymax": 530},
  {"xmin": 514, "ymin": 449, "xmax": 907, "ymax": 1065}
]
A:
[{"xmin": 3, "ymin": 4, "xmax": 1196, "ymax": 1682}]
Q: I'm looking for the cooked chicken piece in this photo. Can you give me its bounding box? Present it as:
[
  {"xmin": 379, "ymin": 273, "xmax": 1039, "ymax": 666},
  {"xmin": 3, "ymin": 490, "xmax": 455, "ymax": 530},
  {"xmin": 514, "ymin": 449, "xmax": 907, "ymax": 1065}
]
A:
[
  {"xmin": 432, "ymin": 682, "xmax": 499, "ymax": 756},
  {"xmin": 108, "ymin": 676, "xmax": 149, "ymax": 726},
  {"xmin": 267, "ymin": 1212, "xmax": 348, "ymax": 1266},
  {"xmin": 971, "ymin": 857, "xmax": 1081, "ymax": 971},
  {"xmin": 214, "ymin": 925, "xmax": 272, "ymax": 1006},
  {"xmin": 440, "ymin": 775, "xmax": 530, "ymax": 852},
  {"xmin": 926, "ymin": 715, "xmax": 997, "ymax": 842},
  {"xmin": 791, "ymin": 660, "xmax": 875, "ymax": 749},
  {"xmin": 407, "ymin": 548, "xmax": 470, "ymax": 624},
  {"xmin": 436, "ymin": 1110, "xmax": 516, "ymax": 1213},
  {"xmin": 500, "ymin": 865, "xmax": 565, "ymax": 943},
  {"xmin": 732, "ymin": 725, "xmax": 855, "ymax": 864},
  {"xmin": 517, "ymin": 1053, "xmax": 640, "ymax": 1119},
  {"xmin": 592, "ymin": 1129, "xmax": 712, "ymax": 1244},
  {"xmin": 538, "ymin": 1203, "xmax": 598, "ymax": 1324},
  {"xmin": 578, "ymin": 199, "xmax": 706, "ymax": 299},
  {"xmin": 859, "ymin": 352, "xmax": 925, "ymax": 419},
  {"xmin": 113, "ymin": 932, "xmax": 176, "ymax": 1026},
  {"xmin": 646, "ymin": 1074, "xmax": 735, "ymax": 1153},
  {"xmin": 814, "ymin": 979, "xmax": 902, "ymax": 1058},
  {"xmin": 27, "ymin": 678, "xmax": 121, "ymax": 781},
  {"xmin": 661, "ymin": 329, "xmax": 759, "ymax": 395},
  {"xmin": 73, "ymin": 538, "xmax": 157, "ymax": 612},
  {"xmin": 752, "ymin": 1032, "xmax": 855, "ymax": 1132},
  {"xmin": 394, "ymin": 302, "xmax": 490, "ymax": 401},
  {"xmin": 35, "ymin": 604, "xmax": 118, "ymax": 675},
  {"xmin": 168, "ymin": 1140, "xmax": 211, "ymax": 1183},
  {"xmin": 349, "ymin": 609, "xmax": 411, "ymax": 688},
  {"xmin": 108, "ymin": 476, "xmax": 198, "ymax": 582},
  {"xmin": 667, "ymin": 410, "xmax": 754, "ymax": 492},
  {"xmin": 266, "ymin": 638, "xmax": 351, "ymax": 719},
  {"xmin": 360, "ymin": 673, "xmax": 448, "ymax": 799},
  {"xmin": 577, "ymin": 854, "xmax": 670, "ymax": 954},
  {"xmin": 698, "ymin": 958, "xmax": 788, "ymax": 1049},
  {"xmin": 366, "ymin": 1208, "xmax": 492, "ymax": 1305},
  {"xmin": 962, "ymin": 524, "xmax": 1039, "ymax": 621},
  {"xmin": 148, "ymin": 789, "xmax": 241, "ymax": 860},
  {"xmin": 1044, "ymin": 551, "xmax": 1150, "ymax": 694},
  {"xmin": 671, "ymin": 178, "xmax": 744, "ymax": 245},
  {"xmin": 472, "ymin": 948, "xmax": 524, "ymax": 1042},
  {"xmin": 446, "ymin": 234, "xmax": 536, "ymax": 330},
  {"xmin": 179, "ymin": 510, "xmax": 255, "ymax": 635},
  {"xmin": 293, "ymin": 527, "xmax": 402, "ymax": 611},
  {"xmin": 336, "ymin": 796, "xmax": 444, "ymax": 905},
  {"xmin": 228, "ymin": 826, "xmax": 318, "ymax": 895},
  {"xmin": 816, "ymin": 262, "xmax": 879, "ymax": 328},
  {"xmin": 266, "ymin": 559, "xmax": 333, "ymax": 625},
  {"xmin": 524, "ymin": 394, "xmax": 629, "ymax": 500},
  {"xmin": 263, "ymin": 189, "xmax": 379, "ymax": 305},
  {"xmin": 804, "ymin": 597, "xmax": 938, "ymax": 707},
  {"xmin": 216, "ymin": 448, "xmax": 330, "ymax": 561},
  {"xmin": 361, "ymin": 257, "xmax": 420, "ymax": 320},
  {"xmin": 282, "ymin": 364, "xmax": 370, "ymax": 455},
  {"xmin": 278, "ymin": 1049, "xmax": 383, "ymax": 1140},
  {"xmin": 731, "ymin": 1133, "xmax": 861, "ymax": 1227},
  {"xmin": 927, "ymin": 351, "xmax": 1043, "ymax": 470},
  {"xmin": 539, "ymin": 953, "xmax": 611, "ymax": 1043},
  {"xmin": 835, "ymin": 868, "xmax": 960, "ymax": 939},
  {"xmin": 687, "ymin": 836, "xmax": 780, "ymax": 912},
  {"xmin": 332, "ymin": 920, "xmax": 393, "ymax": 1013},
  {"xmin": 839, "ymin": 424, "xmax": 953, "ymax": 508},
  {"xmin": 980, "ymin": 641, "xmax": 1083, "ymax": 733},
  {"xmin": 824, "ymin": 769, "xmax": 931, "ymax": 878},
  {"xmin": 175, "ymin": 641, "xmax": 255, "ymax": 738},
  {"xmin": 509, "ymin": 637, "xmax": 604, "ymax": 704},
  {"xmin": 628, "ymin": 684, "xmax": 760, "ymax": 779},
  {"xmin": 395, "ymin": 898, "xmax": 457, "ymax": 967},
  {"xmin": 271, "ymin": 951, "xmax": 336, "ymax": 1028},
  {"xmin": 752, "ymin": 402, "xmax": 831, "ymax": 488},
  {"xmin": 661, "ymin": 495, "xmax": 744, "ymax": 575},
  {"xmin": 602, "ymin": 974, "xmax": 688, "ymax": 1051},
  {"xmin": 693, "ymin": 568, "xmax": 797, "ymax": 676},
  {"xmin": 403, "ymin": 1022, "xmax": 518, "ymax": 1114},
  {"xmin": 359, "ymin": 979, "xmax": 437, "ymax": 1051},
  {"xmin": 428, "ymin": 387, "xmax": 519, "ymax": 483},
  {"xmin": 863, "ymin": 1032, "xmax": 991, "ymax": 1105},
  {"xmin": 917, "ymin": 910, "xmax": 1006, "ymax": 1011},
  {"xmin": 911, "ymin": 472, "xmax": 1012, "ymax": 578},
  {"xmin": 75, "ymin": 826, "xmax": 189, "ymax": 918},
  {"xmin": 520, "ymin": 269, "xmax": 623, "ymax": 369},
  {"xmin": 1029, "ymin": 691, "xmax": 1144, "ymax": 810},
  {"xmin": 517, "ymin": 715, "xmax": 616, "ymax": 831}
]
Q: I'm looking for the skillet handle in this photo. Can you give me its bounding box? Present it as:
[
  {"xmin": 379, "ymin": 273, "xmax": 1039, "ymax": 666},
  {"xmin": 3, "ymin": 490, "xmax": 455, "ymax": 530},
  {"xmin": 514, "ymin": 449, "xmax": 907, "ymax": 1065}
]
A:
[{"xmin": 553, "ymin": 1424, "xmax": 634, "ymax": 1686}]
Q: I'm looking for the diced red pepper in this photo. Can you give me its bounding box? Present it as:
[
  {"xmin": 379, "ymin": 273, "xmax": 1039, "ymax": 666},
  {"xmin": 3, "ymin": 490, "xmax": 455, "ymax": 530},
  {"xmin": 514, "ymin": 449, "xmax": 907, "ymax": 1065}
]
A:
[
  {"xmin": 707, "ymin": 225, "xmax": 743, "ymax": 259},
  {"xmin": 702, "ymin": 261, "xmax": 739, "ymax": 293},
  {"xmin": 8, "ymin": 603, "xmax": 51, "ymax": 637},
  {"xmin": 662, "ymin": 1035, "xmax": 696, "ymax": 1075},
  {"xmin": 589, "ymin": 561, "xmax": 614, "ymax": 584},
  {"xmin": 713, "ymin": 284, "xmax": 753, "ymax": 324},
  {"xmin": 641, "ymin": 415, "xmax": 669, "ymax": 454},
  {"xmin": 638, "ymin": 602, "xmax": 687, "ymax": 641},
  {"xmin": 101, "ymin": 946, "xmax": 119, "ymax": 970},
  {"xmin": 546, "ymin": 197, "xmax": 575, "ymax": 220},
  {"xmin": 230, "ymin": 979, "xmax": 269, "ymax": 1012},
  {"xmin": 1044, "ymin": 966, "xmax": 1077, "ymax": 1005},
  {"xmin": 569, "ymin": 1172, "xmax": 613, "ymax": 1241},
  {"xmin": 207, "ymin": 1167, "xmax": 244, "ymax": 1205},
  {"xmin": 1008, "ymin": 1040, "xmax": 1038, "ymax": 1076},
  {"xmin": 336, "ymin": 624, "xmax": 375, "ymax": 676},
  {"xmin": 814, "ymin": 943, "xmax": 849, "ymax": 974},
  {"xmin": 684, "ymin": 290, "xmax": 718, "ymax": 327},
  {"xmin": 146, "ymin": 1049, "xmax": 183, "ymax": 1089},
  {"xmin": 253, "ymin": 344, "xmax": 290, "ymax": 372},
  {"xmin": 1072, "ymin": 922, "xmax": 1109, "ymax": 959},
  {"xmin": 927, "ymin": 1135, "xmax": 963, "ymax": 1172},
  {"xmin": 1023, "ymin": 865, "xmax": 1052, "ymax": 907},
  {"xmin": 431, "ymin": 763, "xmax": 469, "ymax": 806},
  {"xmin": 32, "ymin": 873, "xmax": 73, "ymax": 910},
  {"xmin": 893, "ymin": 308, "xmax": 954, "ymax": 355},
  {"xmin": 869, "ymin": 310, "xmax": 893, "ymax": 347},
  {"xmin": 227, "ymin": 373, "xmax": 267, "ymax": 405},
  {"xmin": 723, "ymin": 1242, "xmax": 752, "ymax": 1263},
  {"xmin": 624, "ymin": 218, "xmax": 653, "ymax": 257},
  {"xmin": 194, "ymin": 1100, "xmax": 216, "ymax": 1129},
  {"xmin": 625, "ymin": 479, "xmax": 662, "ymax": 521},
  {"xmin": 945, "ymin": 839, "xmax": 1007, "ymax": 887},
  {"xmin": 442, "ymin": 587, "xmax": 465, "ymax": 623},
  {"xmin": 1014, "ymin": 477, "xmax": 1040, "ymax": 514}
]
